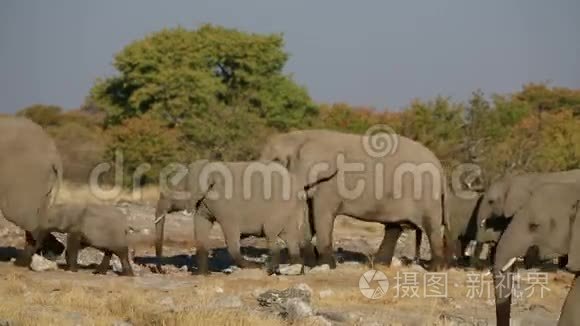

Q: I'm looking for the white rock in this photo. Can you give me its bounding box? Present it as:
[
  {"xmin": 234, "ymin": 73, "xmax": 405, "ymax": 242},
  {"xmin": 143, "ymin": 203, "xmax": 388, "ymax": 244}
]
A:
[
  {"xmin": 291, "ymin": 283, "xmax": 314, "ymax": 297},
  {"xmin": 308, "ymin": 264, "xmax": 331, "ymax": 273},
  {"xmin": 318, "ymin": 289, "xmax": 334, "ymax": 299},
  {"xmin": 279, "ymin": 264, "xmax": 303, "ymax": 275},
  {"xmin": 111, "ymin": 259, "xmax": 123, "ymax": 273},
  {"xmin": 391, "ymin": 257, "xmax": 403, "ymax": 268},
  {"xmin": 30, "ymin": 254, "xmax": 58, "ymax": 272},
  {"xmin": 215, "ymin": 286, "xmax": 224, "ymax": 293},
  {"xmin": 285, "ymin": 298, "xmax": 313, "ymax": 320}
]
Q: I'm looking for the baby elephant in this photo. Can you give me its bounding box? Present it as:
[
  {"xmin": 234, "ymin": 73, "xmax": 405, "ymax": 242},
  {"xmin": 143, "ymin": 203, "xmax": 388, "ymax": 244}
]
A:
[{"xmin": 44, "ymin": 203, "xmax": 134, "ymax": 276}]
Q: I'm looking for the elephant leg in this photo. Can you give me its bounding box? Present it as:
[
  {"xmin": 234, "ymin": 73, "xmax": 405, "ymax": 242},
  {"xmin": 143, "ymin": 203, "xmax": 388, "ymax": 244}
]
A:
[
  {"xmin": 523, "ymin": 246, "xmax": 540, "ymax": 269},
  {"xmin": 115, "ymin": 247, "xmax": 134, "ymax": 277},
  {"xmin": 193, "ymin": 214, "xmax": 212, "ymax": 275},
  {"xmin": 374, "ymin": 224, "xmax": 403, "ymax": 265},
  {"xmin": 15, "ymin": 229, "xmax": 48, "ymax": 267},
  {"xmin": 558, "ymin": 256, "xmax": 569, "ymax": 270},
  {"xmin": 301, "ymin": 240, "xmax": 318, "ymax": 268},
  {"xmin": 94, "ymin": 250, "xmax": 112, "ymax": 275},
  {"xmin": 65, "ymin": 232, "xmax": 81, "ymax": 272},
  {"xmin": 423, "ymin": 219, "xmax": 446, "ymax": 271},
  {"xmin": 415, "ymin": 228, "xmax": 423, "ymax": 263},
  {"xmin": 154, "ymin": 214, "xmax": 166, "ymax": 273},
  {"xmin": 224, "ymin": 226, "xmax": 259, "ymax": 269},
  {"xmin": 313, "ymin": 208, "xmax": 337, "ymax": 269},
  {"xmin": 266, "ymin": 237, "xmax": 281, "ymax": 275}
]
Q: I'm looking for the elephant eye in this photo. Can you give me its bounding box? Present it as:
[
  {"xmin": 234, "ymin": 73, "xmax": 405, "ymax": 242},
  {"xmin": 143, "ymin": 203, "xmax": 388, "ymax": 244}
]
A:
[
  {"xmin": 488, "ymin": 199, "xmax": 494, "ymax": 205},
  {"xmin": 528, "ymin": 223, "xmax": 539, "ymax": 232}
]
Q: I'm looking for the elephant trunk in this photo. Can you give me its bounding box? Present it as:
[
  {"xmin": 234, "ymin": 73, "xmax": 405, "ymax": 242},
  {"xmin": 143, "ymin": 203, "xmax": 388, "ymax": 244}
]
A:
[
  {"xmin": 493, "ymin": 269, "xmax": 514, "ymax": 326},
  {"xmin": 492, "ymin": 217, "xmax": 532, "ymax": 326}
]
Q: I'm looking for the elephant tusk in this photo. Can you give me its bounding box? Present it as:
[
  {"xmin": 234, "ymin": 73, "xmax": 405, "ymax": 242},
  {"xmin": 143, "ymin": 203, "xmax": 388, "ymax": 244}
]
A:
[
  {"xmin": 464, "ymin": 240, "xmax": 477, "ymax": 257},
  {"xmin": 153, "ymin": 214, "xmax": 165, "ymax": 225},
  {"xmin": 479, "ymin": 243, "xmax": 490, "ymax": 260},
  {"xmin": 501, "ymin": 257, "xmax": 517, "ymax": 272},
  {"xmin": 480, "ymin": 218, "xmax": 487, "ymax": 228},
  {"xmin": 297, "ymin": 190, "xmax": 308, "ymax": 201}
]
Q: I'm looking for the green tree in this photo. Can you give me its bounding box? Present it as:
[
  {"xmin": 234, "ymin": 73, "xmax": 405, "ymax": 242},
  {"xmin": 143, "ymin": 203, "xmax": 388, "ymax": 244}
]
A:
[{"xmin": 90, "ymin": 24, "xmax": 317, "ymax": 130}]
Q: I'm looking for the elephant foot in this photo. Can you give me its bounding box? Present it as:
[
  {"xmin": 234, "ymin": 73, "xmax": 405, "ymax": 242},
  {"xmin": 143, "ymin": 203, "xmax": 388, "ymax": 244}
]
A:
[
  {"xmin": 318, "ymin": 253, "xmax": 337, "ymax": 269},
  {"xmin": 92, "ymin": 269, "xmax": 107, "ymax": 275},
  {"xmin": 119, "ymin": 270, "xmax": 135, "ymax": 277},
  {"xmin": 238, "ymin": 260, "xmax": 262, "ymax": 269},
  {"xmin": 14, "ymin": 254, "xmax": 32, "ymax": 267}
]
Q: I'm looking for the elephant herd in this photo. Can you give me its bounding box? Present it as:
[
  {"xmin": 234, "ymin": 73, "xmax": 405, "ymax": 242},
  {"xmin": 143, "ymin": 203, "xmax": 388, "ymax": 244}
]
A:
[{"xmin": 1, "ymin": 116, "xmax": 579, "ymax": 325}]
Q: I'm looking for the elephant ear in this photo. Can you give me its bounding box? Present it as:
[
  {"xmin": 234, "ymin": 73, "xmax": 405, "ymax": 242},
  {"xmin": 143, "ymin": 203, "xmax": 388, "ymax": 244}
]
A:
[
  {"xmin": 503, "ymin": 180, "xmax": 533, "ymax": 218},
  {"xmin": 294, "ymin": 140, "xmax": 339, "ymax": 187},
  {"xmin": 567, "ymin": 200, "xmax": 580, "ymax": 272}
]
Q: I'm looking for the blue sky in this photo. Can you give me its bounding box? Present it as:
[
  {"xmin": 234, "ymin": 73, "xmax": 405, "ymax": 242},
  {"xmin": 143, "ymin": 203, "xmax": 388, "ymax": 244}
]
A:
[{"xmin": 1, "ymin": 0, "xmax": 579, "ymax": 113}]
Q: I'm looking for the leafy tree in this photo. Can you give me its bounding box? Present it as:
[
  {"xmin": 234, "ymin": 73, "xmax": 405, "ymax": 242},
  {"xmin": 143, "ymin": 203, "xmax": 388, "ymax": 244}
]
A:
[
  {"xmin": 90, "ymin": 24, "xmax": 317, "ymax": 129},
  {"xmin": 16, "ymin": 104, "xmax": 63, "ymax": 127},
  {"xmin": 104, "ymin": 115, "xmax": 185, "ymax": 185}
]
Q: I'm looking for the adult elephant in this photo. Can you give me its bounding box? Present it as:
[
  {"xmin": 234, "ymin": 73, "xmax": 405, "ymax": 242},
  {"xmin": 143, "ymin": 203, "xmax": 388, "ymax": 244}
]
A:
[
  {"xmin": 491, "ymin": 183, "xmax": 580, "ymax": 326},
  {"xmin": 260, "ymin": 129, "xmax": 450, "ymax": 270},
  {"xmin": 475, "ymin": 170, "xmax": 580, "ymax": 267},
  {"xmin": 0, "ymin": 117, "xmax": 65, "ymax": 264}
]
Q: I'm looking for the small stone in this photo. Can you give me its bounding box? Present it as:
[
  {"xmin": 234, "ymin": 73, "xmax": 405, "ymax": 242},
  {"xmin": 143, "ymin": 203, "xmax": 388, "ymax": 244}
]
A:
[
  {"xmin": 409, "ymin": 264, "xmax": 426, "ymax": 272},
  {"xmin": 391, "ymin": 257, "xmax": 403, "ymax": 268},
  {"xmin": 215, "ymin": 287, "xmax": 224, "ymax": 293},
  {"xmin": 223, "ymin": 265, "xmax": 240, "ymax": 274},
  {"xmin": 30, "ymin": 254, "xmax": 58, "ymax": 272},
  {"xmin": 179, "ymin": 265, "xmax": 189, "ymax": 272},
  {"xmin": 291, "ymin": 283, "xmax": 313, "ymax": 297},
  {"xmin": 308, "ymin": 264, "xmax": 330, "ymax": 273},
  {"xmin": 318, "ymin": 289, "xmax": 334, "ymax": 298},
  {"xmin": 213, "ymin": 295, "xmax": 243, "ymax": 309},
  {"xmin": 285, "ymin": 298, "xmax": 313, "ymax": 320},
  {"xmin": 279, "ymin": 264, "xmax": 303, "ymax": 275},
  {"xmin": 111, "ymin": 259, "xmax": 123, "ymax": 273}
]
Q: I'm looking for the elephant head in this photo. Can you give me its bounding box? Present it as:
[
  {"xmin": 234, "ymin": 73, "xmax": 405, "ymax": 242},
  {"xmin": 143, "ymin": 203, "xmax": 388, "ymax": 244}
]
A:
[
  {"xmin": 476, "ymin": 176, "xmax": 510, "ymax": 243},
  {"xmin": 491, "ymin": 183, "xmax": 580, "ymax": 326},
  {"xmin": 260, "ymin": 131, "xmax": 340, "ymax": 192}
]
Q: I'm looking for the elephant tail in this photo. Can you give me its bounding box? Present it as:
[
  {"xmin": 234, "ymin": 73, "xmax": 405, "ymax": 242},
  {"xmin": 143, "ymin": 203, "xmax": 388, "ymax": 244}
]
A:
[{"xmin": 440, "ymin": 170, "xmax": 455, "ymax": 260}]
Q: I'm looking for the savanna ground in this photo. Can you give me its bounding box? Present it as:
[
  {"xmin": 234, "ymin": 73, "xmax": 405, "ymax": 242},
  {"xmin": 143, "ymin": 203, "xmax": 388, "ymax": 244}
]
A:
[{"xmin": 0, "ymin": 184, "xmax": 574, "ymax": 326}]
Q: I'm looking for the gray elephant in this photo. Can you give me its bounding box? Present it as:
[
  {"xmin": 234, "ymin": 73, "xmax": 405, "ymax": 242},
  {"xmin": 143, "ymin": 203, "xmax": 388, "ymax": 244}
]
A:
[
  {"xmin": 477, "ymin": 170, "xmax": 580, "ymax": 242},
  {"xmin": 444, "ymin": 191, "xmax": 488, "ymax": 266},
  {"xmin": 185, "ymin": 160, "xmax": 313, "ymax": 275},
  {"xmin": 260, "ymin": 129, "xmax": 450, "ymax": 270},
  {"xmin": 558, "ymin": 275, "xmax": 579, "ymax": 326},
  {"xmin": 153, "ymin": 174, "xmax": 189, "ymax": 273},
  {"xmin": 491, "ymin": 183, "xmax": 580, "ymax": 326},
  {"xmin": 0, "ymin": 117, "xmax": 65, "ymax": 264},
  {"xmin": 44, "ymin": 203, "xmax": 134, "ymax": 276}
]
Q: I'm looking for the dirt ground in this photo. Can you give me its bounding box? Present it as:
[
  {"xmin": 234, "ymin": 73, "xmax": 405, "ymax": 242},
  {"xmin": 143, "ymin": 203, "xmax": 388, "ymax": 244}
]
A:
[{"xmin": 0, "ymin": 198, "xmax": 574, "ymax": 326}]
